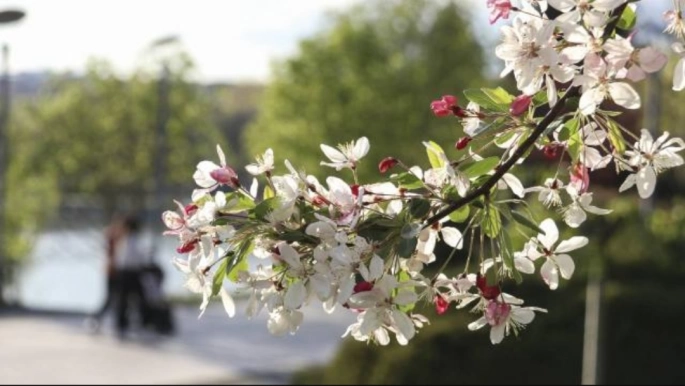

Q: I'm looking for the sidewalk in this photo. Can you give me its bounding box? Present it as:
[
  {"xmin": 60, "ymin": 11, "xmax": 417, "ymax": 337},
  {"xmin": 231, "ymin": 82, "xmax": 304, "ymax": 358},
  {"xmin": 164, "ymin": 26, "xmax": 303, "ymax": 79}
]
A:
[
  {"xmin": 0, "ymin": 303, "xmax": 355, "ymax": 385},
  {"xmin": 0, "ymin": 316, "xmax": 243, "ymax": 384}
]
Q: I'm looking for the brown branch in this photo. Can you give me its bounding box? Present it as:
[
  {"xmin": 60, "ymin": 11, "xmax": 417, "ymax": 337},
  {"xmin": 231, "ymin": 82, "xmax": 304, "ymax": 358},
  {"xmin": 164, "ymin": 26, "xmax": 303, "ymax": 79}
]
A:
[
  {"xmin": 425, "ymin": 87, "xmax": 577, "ymax": 227},
  {"xmin": 424, "ymin": 4, "xmax": 629, "ymax": 228}
]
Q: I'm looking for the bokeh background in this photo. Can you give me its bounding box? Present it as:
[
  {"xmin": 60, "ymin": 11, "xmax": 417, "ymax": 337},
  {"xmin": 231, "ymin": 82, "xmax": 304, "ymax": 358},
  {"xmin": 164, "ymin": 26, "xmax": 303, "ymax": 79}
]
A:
[{"xmin": 0, "ymin": 0, "xmax": 684, "ymax": 384}]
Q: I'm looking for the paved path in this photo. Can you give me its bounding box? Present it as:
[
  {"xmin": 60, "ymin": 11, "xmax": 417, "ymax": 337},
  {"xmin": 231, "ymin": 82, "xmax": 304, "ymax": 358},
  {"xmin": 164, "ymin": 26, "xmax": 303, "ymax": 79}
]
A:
[{"xmin": 0, "ymin": 302, "xmax": 356, "ymax": 384}]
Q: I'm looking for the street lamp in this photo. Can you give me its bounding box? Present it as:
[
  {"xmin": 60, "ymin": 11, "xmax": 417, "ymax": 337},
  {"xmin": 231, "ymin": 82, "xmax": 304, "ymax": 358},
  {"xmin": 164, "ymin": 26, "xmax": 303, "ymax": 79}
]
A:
[
  {"xmin": 0, "ymin": 8, "xmax": 25, "ymax": 306},
  {"xmin": 147, "ymin": 35, "xmax": 179, "ymax": 261}
]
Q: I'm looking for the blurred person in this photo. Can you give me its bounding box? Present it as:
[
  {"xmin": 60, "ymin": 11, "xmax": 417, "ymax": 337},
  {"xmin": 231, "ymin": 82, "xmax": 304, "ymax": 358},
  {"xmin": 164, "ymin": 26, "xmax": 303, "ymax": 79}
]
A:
[
  {"xmin": 85, "ymin": 214, "xmax": 125, "ymax": 333},
  {"xmin": 113, "ymin": 214, "xmax": 148, "ymax": 340}
]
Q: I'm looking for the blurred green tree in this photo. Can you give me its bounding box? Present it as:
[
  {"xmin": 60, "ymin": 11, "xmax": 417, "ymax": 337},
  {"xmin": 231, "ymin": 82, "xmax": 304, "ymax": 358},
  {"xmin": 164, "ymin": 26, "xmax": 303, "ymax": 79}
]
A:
[
  {"xmin": 245, "ymin": 0, "xmax": 486, "ymax": 182},
  {"xmin": 2, "ymin": 51, "xmax": 223, "ymax": 276},
  {"xmin": 11, "ymin": 53, "xmax": 223, "ymax": 214}
]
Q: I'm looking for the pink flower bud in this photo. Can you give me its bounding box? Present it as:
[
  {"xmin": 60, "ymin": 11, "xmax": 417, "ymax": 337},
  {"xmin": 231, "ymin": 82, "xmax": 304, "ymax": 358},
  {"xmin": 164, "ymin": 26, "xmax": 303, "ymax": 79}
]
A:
[
  {"xmin": 510, "ymin": 94, "xmax": 533, "ymax": 117},
  {"xmin": 184, "ymin": 204, "xmax": 198, "ymax": 216},
  {"xmin": 435, "ymin": 295, "xmax": 450, "ymax": 315},
  {"xmin": 570, "ymin": 163, "xmax": 590, "ymax": 194},
  {"xmin": 485, "ymin": 301, "xmax": 511, "ymax": 326},
  {"xmin": 210, "ymin": 166, "xmax": 239, "ymax": 188},
  {"xmin": 487, "ymin": 0, "xmax": 513, "ymax": 24},
  {"xmin": 378, "ymin": 157, "xmax": 398, "ymax": 174}
]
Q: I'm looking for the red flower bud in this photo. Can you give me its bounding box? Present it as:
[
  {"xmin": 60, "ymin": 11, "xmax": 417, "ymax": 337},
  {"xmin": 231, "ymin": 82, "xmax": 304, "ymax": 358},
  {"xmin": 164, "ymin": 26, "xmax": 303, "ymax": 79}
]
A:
[
  {"xmin": 476, "ymin": 274, "xmax": 501, "ymax": 300},
  {"xmin": 435, "ymin": 295, "xmax": 450, "ymax": 315},
  {"xmin": 378, "ymin": 157, "xmax": 399, "ymax": 174},
  {"xmin": 442, "ymin": 95, "xmax": 457, "ymax": 106},
  {"xmin": 350, "ymin": 184, "xmax": 361, "ymax": 197},
  {"xmin": 431, "ymin": 95, "xmax": 459, "ymax": 117},
  {"xmin": 184, "ymin": 204, "xmax": 198, "ymax": 216},
  {"xmin": 455, "ymin": 136, "xmax": 472, "ymax": 150},
  {"xmin": 353, "ymin": 281, "xmax": 374, "ymax": 294},
  {"xmin": 543, "ymin": 143, "xmax": 562, "ymax": 160},
  {"xmin": 510, "ymin": 94, "xmax": 533, "ymax": 117},
  {"xmin": 176, "ymin": 239, "xmax": 198, "ymax": 254}
]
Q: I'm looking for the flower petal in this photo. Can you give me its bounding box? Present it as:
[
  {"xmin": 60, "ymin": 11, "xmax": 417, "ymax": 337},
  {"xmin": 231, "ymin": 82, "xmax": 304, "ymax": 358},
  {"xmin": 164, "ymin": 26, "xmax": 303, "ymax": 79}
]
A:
[
  {"xmin": 284, "ymin": 281, "xmax": 307, "ymax": 310},
  {"xmin": 440, "ymin": 227, "xmax": 464, "ymax": 249},
  {"xmin": 556, "ymin": 236, "xmax": 589, "ymax": 253},
  {"xmin": 220, "ymin": 287, "xmax": 236, "ymax": 318},
  {"xmin": 619, "ymin": 173, "xmax": 636, "ymax": 193},
  {"xmin": 537, "ymin": 218, "xmax": 559, "ymax": 249},
  {"xmin": 515, "ymin": 256, "xmax": 536, "ymax": 274},
  {"xmin": 608, "ymin": 82, "xmax": 641, "ymax": 110},
  {"xmin": 555, "ymin": 254, "xmax": 576, "ymax": 280},
  {"xmin": 490, "ymin": 323, "xmax": 506, "ymax": 345},
  {"xmin": 353, "ymin": 137, "xmax": 370, "ymax": 160},
  {"xmin": 511, "ymin": 308, "xmax": 536, "ymax": 325},
  {"xmin": 541, "ymin": 259, "xmax": 559, "ymax": 290},
  {"xmin": 320, "ymin": 144, "xmax": 346, "ymax": 163},
  {"xmin": 636, "ymin": 166, "xmax": 657, "ymax": 199},
  {"xmin": 468, "ymin": 316, "xmax": 488, "ymax": 331},
  {"xmin": 563, "ymin": 203, "xmax": 587, "ymax": 228}
]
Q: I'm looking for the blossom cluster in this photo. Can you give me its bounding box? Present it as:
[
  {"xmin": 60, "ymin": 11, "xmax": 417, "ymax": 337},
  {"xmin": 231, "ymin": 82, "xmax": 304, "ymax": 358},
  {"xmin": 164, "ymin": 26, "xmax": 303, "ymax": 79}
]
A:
[{"xmin": 164, "ymin": 0, "xmax": 685, "ymax": 346}]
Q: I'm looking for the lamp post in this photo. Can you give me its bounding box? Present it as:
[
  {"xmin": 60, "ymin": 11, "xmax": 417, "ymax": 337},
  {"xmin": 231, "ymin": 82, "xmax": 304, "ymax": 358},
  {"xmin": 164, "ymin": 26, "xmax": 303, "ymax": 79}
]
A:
[
  {"xmin": 147, "ymin": 35, "xmax": 179, "ymax": 261},
  {"xmin": 0, "ymin": 9, "xmax": 26, "ymax": 306},
  {"xmin": 0, "ymin": 9, "xmax": 25, "ymax": 307}
]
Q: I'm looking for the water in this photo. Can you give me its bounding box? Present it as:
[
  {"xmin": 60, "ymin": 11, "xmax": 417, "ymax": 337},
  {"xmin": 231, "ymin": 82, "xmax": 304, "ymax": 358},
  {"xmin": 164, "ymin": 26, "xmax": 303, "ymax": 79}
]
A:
[{"xmin": 12, "ymin": 228, "xmax": 193, "ymax": 312}]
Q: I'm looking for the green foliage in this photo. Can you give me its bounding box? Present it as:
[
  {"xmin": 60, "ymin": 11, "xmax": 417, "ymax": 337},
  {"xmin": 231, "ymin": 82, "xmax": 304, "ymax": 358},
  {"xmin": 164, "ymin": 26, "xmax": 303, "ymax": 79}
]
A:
[
  {"xmin": 245, "ymin": 0, "xmax": 485, "ymax": 182},
  {"xmin": 13, "ymin": 54, "xmax": 223, "ymax": 199},
  {"xmin": 463, "ymin": 87, "xmax": 514, "ymax": 113}
]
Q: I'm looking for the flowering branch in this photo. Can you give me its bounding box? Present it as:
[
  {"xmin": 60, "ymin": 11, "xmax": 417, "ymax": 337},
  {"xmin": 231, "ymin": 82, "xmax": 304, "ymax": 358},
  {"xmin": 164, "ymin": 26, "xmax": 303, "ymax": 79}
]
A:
[{"xmin": 162, "ymin": 0, "xmax": 685, "ymax": 346}]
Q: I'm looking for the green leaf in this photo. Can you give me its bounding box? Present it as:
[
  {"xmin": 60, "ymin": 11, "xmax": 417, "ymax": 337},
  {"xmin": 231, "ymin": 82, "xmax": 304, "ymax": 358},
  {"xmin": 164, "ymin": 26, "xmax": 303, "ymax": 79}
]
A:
[
  {"xmin": 532, "ymin": 90, "xmax": 548, "ymax": 107},
  {"xmin": 278, "ymin": 230, "xmax": 309, "ymax": 242},
  {"xmin": 494, "ymin": 131, "xmax": 517, "ymax": 147},
  {"xmin": 482, "ymin": 205, "xmax": 501, "ymax": 239},
  {"xmin": 448, "ymin": 205, "xmax": 470, "ymax": 223},
  {"xmin": 401, "ymin": 223, "xmax": 422, "ymax": 239},
  {"xmin": 390, "ymin": 172, "xmax": 424, "ymax": 190},
  {"xmin": 251, "ymin": 197, "xmax": 280, "ymax": 220},
  {"xmin": 212, "ymin": 257, "xmax": 229, "ymax": 296},
  {"xmin": 425, "ymin": 141, "xmax": 446, "ymax": 169},
  {"xmin": 500, "ymin": 231, "xmax": 522, "ymax": 284},
  {"xmin": 463, "ymin": 87, "xmax": 514, "ymax": 113},
  {"xmin": 607, "ymin": 119, "xmax": 626, "ymax": 154},
  {"xmin": 483, "ymin": 87, "xmax": 515, "ymax": 106},
  {"xmin": 463, "ymin": 157, "xmax": 499, "ymax": 179},
  {"xmin": 227, "ymin": 241, "xmax": 254, "ymax": 282},
  {"xmin": 464, "ymin": 88, "xmax": 512, "ymax": 113},
  {"xmin": 263, "ymin": 185, "xmax": 275, "ymax": 199},
  {"xmin": 223, "ymin": 192, "xmax": 256, "ymax": 213},
  {"xmin": 357, "ymin": 216, "xmax": 397, "ymax": 242},
  {"xmin": 397, "ymin": 236, "xmax": 418, "ymax": 258},
  {"xmin": 565, "ymin": 118, "xmax": 582, "ymax": 162},
  {"xmin": 408, "ymin": 199, "xmax": 431, "ymax": 219},
  {"xmin": 511, "ymin": 210, "xmax": 546, "ymax": 235},
  {"xmin": 227, "ymin": 256, "xmax": 249, "ymax": 282},
  {"xmin": 617, "ymin": 5, "xmax": 636, "ymax": 30}
]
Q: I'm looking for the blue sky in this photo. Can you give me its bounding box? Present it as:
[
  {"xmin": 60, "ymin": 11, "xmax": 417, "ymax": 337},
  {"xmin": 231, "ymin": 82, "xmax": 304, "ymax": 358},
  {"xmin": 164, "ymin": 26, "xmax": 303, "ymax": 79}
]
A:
[{"xmin": 0, "ymin": 0, "xmax": 675, "ymax": 83}]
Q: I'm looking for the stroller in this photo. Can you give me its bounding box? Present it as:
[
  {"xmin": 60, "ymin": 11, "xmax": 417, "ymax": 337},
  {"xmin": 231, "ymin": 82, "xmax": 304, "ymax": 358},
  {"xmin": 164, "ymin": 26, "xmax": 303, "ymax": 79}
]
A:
[{"xmin": 138, "ymin": 263, "xmax": 176, "ymax": 336}]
